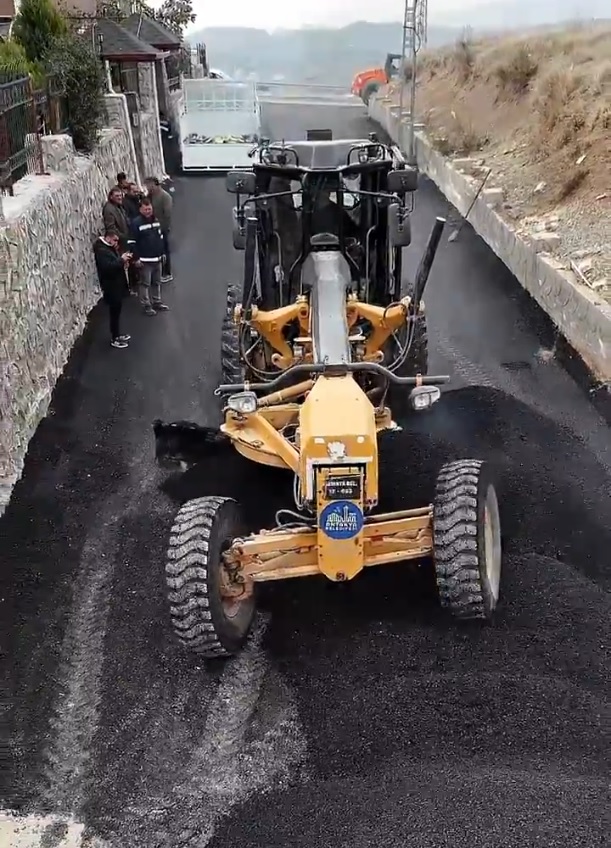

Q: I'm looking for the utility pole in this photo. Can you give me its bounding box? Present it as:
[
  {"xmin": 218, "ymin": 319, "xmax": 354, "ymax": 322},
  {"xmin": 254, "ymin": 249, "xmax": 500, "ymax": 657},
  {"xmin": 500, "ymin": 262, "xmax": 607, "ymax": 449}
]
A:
[{"xmin": 397, "ymin": 0, "xmax": 428, "ymax": 165}]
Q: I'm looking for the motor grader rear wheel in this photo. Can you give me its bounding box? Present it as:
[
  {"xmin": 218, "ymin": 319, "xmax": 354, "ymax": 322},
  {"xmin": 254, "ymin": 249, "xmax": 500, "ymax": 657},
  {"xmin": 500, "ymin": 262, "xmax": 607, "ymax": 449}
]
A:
[
  {"xmin": 432, "ymin": 459, "xmax": 502, "ymax": 620},
  {"xmin": 220, "ymin": 284, "xmax": 245, "ymax": 386},
  {"xmin": 165, "ymin": 496, "xmax": 255, "ymax": 658}
]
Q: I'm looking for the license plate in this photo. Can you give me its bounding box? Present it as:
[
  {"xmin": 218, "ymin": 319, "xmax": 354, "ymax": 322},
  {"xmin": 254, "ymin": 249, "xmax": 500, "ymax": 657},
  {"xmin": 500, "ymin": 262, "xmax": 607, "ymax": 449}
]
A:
[{"xmin": 324, "ymin": 475, "xmax": 361, "ymax": 501}]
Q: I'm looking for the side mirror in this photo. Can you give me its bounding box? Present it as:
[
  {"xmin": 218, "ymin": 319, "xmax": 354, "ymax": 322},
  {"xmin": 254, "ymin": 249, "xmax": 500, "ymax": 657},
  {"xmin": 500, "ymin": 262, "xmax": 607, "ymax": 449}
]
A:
[
  {"xmin": 226, "ymin": 170, "xmax": 256, "ymax": 195},
  {"xmin": 387, "ymin": 167, "xmax": 419, "ymax": 195},
  {"xmin": 388, "ymin": 202, "xmax": 412, "ymax": 247}
]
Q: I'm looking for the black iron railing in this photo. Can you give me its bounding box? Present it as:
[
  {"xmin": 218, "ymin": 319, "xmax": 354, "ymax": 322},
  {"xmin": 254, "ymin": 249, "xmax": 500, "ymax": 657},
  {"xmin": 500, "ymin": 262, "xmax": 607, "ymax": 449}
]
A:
[{"xmin": 0, "ymin": 75, "xmax": 70, "ymax": 195}]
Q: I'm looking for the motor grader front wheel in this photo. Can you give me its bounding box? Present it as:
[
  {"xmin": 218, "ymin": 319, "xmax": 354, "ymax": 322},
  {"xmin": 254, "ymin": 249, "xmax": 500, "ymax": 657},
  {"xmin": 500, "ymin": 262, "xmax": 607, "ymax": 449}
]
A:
[
  {"xmin": 165, "ymin": 496, "xmax": 255, "ymax": 658},
  {"xmin": 432, "ymin": 459, "xmax": 502, "ymax": 620}
]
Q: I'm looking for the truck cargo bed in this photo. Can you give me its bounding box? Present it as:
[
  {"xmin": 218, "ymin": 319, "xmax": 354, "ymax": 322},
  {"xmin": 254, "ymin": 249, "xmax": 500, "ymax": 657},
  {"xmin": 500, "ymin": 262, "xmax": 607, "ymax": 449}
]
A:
[{"xmin": 179, "ymin": 79, "xmax": 261, "ymax": 172}]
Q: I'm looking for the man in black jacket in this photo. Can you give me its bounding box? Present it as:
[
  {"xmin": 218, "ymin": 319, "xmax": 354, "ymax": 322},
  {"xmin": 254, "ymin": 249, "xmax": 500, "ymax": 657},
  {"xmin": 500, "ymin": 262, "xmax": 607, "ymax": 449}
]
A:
[
  {"xmin": 128, "ymin": 197, "xmax": 169, "ymax": 316},
  {"xmin": 122, "ymin": 181, "xmax": 143, "ymax": 222},
  {"xmin": 94, "ymin": 229, "xmax": 132, "ymax": 348},
  {"xmin": 121, "ymin": 182, "xmax": 144, "ymax": 296}
]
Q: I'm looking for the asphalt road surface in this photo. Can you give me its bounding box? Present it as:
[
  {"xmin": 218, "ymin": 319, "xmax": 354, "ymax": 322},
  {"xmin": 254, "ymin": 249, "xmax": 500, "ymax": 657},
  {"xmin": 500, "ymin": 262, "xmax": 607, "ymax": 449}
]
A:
[{"xmin": 1, "ymin": 100, "xmax": 610, "ymax": 848}]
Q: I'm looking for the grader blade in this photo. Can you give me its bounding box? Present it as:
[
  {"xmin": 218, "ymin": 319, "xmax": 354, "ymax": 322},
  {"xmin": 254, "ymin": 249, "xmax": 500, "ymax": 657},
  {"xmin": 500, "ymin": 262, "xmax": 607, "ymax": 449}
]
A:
[{"xmin": 153, "ymin": 419, "xmax": 228, "ymax": 469}]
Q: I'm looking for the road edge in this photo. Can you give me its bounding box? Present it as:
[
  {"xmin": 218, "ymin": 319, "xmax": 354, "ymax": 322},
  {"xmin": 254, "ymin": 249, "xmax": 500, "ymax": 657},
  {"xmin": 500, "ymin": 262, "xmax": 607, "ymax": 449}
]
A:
[{"xmin": 368, "ymin": 93, "xmax": 611, "ymax": 384}]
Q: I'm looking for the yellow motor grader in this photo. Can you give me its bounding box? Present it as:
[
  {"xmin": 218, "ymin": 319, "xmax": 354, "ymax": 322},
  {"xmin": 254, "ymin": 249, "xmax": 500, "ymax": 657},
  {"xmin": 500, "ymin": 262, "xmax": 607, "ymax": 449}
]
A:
[{"xmin": 154, "ymin": 133, "xmax": 503, "ymax": 658}]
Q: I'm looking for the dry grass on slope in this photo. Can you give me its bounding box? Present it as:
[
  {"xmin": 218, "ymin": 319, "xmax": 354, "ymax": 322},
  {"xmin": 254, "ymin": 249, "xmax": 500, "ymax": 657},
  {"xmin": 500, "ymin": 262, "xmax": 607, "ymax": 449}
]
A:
[{"xmin": 392, "ymin": 23, "xmax": 611, "ymax": 288}]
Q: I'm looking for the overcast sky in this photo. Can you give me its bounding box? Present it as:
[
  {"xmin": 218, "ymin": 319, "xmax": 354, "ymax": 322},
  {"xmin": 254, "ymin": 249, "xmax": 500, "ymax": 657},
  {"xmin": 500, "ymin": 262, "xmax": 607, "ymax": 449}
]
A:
[{"xmin": 175, "ymin": 0, "xmax": 505, "ymax": 33}]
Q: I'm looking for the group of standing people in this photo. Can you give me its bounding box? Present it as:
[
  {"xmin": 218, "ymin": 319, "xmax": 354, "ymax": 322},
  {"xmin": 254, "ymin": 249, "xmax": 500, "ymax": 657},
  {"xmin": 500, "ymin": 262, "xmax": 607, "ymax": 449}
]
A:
[{"xmin": 94, "ymin": 172, "xmax": 174, "ymax": 349}]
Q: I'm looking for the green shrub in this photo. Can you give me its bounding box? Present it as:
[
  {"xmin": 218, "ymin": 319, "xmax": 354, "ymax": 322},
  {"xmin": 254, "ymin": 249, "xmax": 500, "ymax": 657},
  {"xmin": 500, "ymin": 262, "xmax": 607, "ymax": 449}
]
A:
[
  {"xmin": 12, "ymin": 0, "xmax": 67, "ymax": 65},
  {"xmin": 0, "ymin": 39, "xmax": 39, "ymax": 81},
  {"xmin": 44, "ymin": 34, "xmax": 106, "ymax": 152}
]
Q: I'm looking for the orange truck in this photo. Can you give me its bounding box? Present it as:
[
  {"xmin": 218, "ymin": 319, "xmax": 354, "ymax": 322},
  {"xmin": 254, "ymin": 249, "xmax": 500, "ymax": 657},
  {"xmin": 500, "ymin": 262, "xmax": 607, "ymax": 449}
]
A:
[{"xmin": 351, "ymin": 53, "xmax": 402, "ymax": 103}]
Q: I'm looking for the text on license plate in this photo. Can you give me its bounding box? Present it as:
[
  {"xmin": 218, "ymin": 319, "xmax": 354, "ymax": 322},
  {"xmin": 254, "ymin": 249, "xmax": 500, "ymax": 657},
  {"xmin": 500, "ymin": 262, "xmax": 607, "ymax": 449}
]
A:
[{"xmin": 324, "ymin": 475, "xmax": 361, "ymax": 501}]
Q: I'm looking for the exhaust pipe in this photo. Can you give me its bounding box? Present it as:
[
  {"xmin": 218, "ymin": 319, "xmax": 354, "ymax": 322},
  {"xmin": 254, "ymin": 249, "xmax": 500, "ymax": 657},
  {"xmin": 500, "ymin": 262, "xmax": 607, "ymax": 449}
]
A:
[{"xmin": 410, "ymin": 216, "xmax": 445, "ymax": 314}]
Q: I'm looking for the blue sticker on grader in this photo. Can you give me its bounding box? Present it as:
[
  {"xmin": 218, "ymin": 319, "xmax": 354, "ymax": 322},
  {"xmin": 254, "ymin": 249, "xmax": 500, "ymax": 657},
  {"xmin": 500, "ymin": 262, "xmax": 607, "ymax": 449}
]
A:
[{"xmin": 320, "ymin": 500, "xmax": 364, "ymax": 540}]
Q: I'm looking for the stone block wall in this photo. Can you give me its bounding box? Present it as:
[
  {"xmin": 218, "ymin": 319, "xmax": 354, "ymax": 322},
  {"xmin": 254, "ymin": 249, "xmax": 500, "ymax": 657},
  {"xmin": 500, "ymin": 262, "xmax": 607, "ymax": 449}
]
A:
[
  {"xmin": 167, "ymin": 89, "xmax": 182, "ymax": 135},
  {"xmin": 0, "ymin": 125, "xmax": 136, "ymax": 511},
  {"xmin": 105, "ymin": 92, "xmax": 141, "ymax": 184},
  {"xmin": 155, "ymin": 60, "xmax": 169, "ymax": 116},
  {"xmin": 137, "ymin": 62, "xmax": 156, "ymax": 111},
  {"xmin": 136, "ymin": 61, "xmax": 165, "ymax": 180},
  {"xmin": 139, "ymin": 111, "xmax": 165, "ymax": 180}
]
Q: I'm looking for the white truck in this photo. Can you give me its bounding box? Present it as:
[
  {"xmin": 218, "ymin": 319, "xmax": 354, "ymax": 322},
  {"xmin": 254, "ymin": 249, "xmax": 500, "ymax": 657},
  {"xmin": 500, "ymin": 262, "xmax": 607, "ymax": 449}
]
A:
[{"xmin": 179, "ymin": 78, "xmax": 261, "ymax": 172}]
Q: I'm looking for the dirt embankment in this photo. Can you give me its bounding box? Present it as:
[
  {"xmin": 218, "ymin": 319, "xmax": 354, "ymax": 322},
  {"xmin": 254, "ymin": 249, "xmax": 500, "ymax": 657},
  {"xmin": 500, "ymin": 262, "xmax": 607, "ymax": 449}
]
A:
[{"xmin": 389, "ymin": 23, "xmax": 611, "ymax": 296}]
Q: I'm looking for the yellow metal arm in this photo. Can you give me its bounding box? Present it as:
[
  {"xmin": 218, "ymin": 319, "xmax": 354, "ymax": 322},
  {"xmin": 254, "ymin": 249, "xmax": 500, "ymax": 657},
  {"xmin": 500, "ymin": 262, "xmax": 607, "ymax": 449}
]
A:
[
  {"xmin": 346, "ymin": 296, "xmax": 413, "ymax": 360},
  {"xmin": 239, "ymin": 299, "xmax": 310, "ymax": 368}
]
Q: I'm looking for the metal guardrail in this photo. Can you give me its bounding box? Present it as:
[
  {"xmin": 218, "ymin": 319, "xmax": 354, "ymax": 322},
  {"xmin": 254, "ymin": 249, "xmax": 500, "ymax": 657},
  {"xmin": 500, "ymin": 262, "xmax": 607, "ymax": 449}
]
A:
[
  {"xmin": 177, "ymin": 78, "xmax": 364, "ymax": 108},
  {"xmin": 255, "ymin": 82, "xmax": 362, "ymax": 106}
]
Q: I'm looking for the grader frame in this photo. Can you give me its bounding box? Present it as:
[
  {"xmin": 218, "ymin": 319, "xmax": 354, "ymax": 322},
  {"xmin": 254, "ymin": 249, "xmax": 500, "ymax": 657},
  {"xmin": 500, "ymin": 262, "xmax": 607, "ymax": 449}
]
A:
[{"xmin": 156, "ymin": 134, "xmax": 503, "ymax": 659}]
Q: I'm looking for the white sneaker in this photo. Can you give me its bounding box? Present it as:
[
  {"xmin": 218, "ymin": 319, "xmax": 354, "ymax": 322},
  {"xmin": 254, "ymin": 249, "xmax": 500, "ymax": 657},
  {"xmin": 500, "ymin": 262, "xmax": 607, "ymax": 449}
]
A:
[
  {"xmin": 111, "ymin": 339, "xmax": 129, "ymax": 349},
  {"xmin": 161, "ymin": 274, "xmax": 173, "ymax": 283}
]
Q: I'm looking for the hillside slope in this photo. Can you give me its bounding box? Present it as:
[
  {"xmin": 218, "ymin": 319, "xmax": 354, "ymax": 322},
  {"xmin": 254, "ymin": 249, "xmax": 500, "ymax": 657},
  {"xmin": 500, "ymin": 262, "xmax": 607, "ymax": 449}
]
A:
[
  {"xmin": 392, "ymin": 24, "xmax": 610, "ymax": 293},
  {"xmin": 187, "ymin": 2, "xmax": 610, "ymax": 84},
  {"xmin": 187, "ymin": 22, "xmax": 461, "ymax": 84}
]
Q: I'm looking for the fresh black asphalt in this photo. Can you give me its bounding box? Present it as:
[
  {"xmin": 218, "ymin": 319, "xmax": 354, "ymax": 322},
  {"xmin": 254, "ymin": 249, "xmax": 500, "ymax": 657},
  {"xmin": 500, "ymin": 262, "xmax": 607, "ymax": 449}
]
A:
[{"xmin": 0, "ymin": 101, "xmax": 609, "ymax": 847}]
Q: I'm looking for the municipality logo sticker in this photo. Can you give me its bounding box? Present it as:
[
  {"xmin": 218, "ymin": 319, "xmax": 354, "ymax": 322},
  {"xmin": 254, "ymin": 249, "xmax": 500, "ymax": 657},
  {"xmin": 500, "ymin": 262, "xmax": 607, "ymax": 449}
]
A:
[{"xmin": 320, "ymin": 500, "xmax": 364, "ymax": 540}]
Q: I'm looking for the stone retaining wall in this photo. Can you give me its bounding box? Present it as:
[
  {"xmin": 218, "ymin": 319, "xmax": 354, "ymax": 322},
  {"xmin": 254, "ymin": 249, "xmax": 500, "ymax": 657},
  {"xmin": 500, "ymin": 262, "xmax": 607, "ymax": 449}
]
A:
[
  {"xmin": 369, "ymin": 93, "xmax": 611, "ymax": 382},
  {"xmin": 105, "ymin": 92, "xmax": 141, "ymax": 184},
  {"xmin": 137, "ymin": 61, "xmax": 166, "ymax": 180},
  {"xmin": 0, "ymin": 119, "xmax": 137, "ymax": 513},
  {"xmin": 167, "ymin": 89, "xmax": 182, "ymax": 136},
  {"xmin": 139, "ymin": 111, "xmax": 165, "ymax": 180}
]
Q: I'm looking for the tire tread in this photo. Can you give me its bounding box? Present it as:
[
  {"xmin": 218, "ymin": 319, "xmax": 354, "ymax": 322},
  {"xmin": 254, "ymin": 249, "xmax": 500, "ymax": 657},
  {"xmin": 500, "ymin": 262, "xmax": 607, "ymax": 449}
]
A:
[
  {"xmin": 220, "ymin": 284, "xmax": 244, "ymax": 385},
  {"xmin": 165, "ymin": 496, "xmax": 235, "ymax": 657},
  {"xmin": 433, "ymin": 459, "xmax": 494, "ymax": 620}
]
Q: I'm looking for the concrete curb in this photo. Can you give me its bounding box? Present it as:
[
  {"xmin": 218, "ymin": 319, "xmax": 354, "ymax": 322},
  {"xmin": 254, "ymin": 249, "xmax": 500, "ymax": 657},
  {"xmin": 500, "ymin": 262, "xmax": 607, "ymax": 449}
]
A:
[{"xmin": 369, "ymin": 94, "xmax": 611, "ymax": 382}]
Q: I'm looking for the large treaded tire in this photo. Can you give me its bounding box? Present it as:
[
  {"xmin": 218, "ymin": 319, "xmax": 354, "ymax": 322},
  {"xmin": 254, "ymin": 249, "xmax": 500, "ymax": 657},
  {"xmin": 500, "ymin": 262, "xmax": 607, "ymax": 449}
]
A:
[
  {"xmin": 220, "ymin": 284, "xmax": 244, "ymax": 386},
  {"xmin": 433, "ymin": 460, "xmax": 502, "ymax": 621},
  {"xmin": 404, "ymin": 312, "xmax": 428, "ymax": 377},
  {"xmin": 165, "ymin": 496, "xmax": 255, "ymax": 658},
  {"xmin": 386, "ymin": 312, "xmax": 429, "ymax": 378}
]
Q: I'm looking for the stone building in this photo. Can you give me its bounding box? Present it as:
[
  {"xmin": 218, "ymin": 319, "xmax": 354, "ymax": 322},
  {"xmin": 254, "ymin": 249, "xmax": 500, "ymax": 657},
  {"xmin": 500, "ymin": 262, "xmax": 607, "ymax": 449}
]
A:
[{"xmin": 94, "ymin": 16, "xmax": 166, "ymax": 181}]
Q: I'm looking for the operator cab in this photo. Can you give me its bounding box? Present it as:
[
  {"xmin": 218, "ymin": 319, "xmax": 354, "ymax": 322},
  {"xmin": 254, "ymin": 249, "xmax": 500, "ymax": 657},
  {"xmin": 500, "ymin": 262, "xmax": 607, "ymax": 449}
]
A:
[
  {"xmin": 280, "ymin": 139, "xmax": 365, "ymax": 170},
  {"xmin": 260, "ymin": 138, "xmax": 378, "ymax": 275},
  {"xmin": 226, "ymin": 131, "xmax": 417, "ymax": 308}
]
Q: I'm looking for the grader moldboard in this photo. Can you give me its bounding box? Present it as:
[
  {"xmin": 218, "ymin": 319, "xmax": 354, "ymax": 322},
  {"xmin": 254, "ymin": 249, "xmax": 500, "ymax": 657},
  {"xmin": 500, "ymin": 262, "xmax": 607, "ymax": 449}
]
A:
[{"xmin": 154, "ymin": 131, "xmax": 503, "ymax": 659}]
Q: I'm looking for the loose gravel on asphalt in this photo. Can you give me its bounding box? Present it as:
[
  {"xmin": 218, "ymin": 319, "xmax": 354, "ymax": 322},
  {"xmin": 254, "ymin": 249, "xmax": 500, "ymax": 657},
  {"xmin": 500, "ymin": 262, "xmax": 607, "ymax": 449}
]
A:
[{"xmin": 0, "ymin": 100, "xmax": 609, "ymax": 848}]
